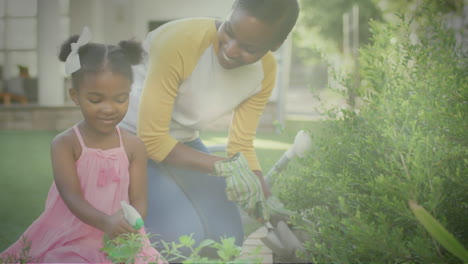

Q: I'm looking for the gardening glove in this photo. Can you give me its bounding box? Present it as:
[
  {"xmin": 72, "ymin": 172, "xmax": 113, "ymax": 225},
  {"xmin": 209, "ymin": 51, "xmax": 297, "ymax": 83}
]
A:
[
  {"xmin": 264, "ymin": 196, "xmax": 296, "ymax": 226},
  {"xmin": 213, "ymin": 152, "xmax": 269, "ymax": 222},
  {"xmin": 261, "ymin": 221, "xmax": 310, "ymax": 263}
]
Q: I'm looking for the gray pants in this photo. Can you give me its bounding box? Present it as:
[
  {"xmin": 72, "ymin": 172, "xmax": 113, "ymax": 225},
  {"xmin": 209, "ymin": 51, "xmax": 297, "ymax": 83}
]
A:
[{"xmin": 145, "ymin": 138, "xmax": 244, "ymax": 257}]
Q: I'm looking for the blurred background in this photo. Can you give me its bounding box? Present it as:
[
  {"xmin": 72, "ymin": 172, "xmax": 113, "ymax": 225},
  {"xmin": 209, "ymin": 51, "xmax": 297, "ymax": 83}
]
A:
[
  {"xmin": 1, "ymin": 1, "xmax": 467, "ymax": 263},
  {"xmin": 0, "ymin": 0, "xmax": 283, "ymax": 130},
  {"xmin": 1, "ymin": 0, "xmax": 465, "ymax": 131}
]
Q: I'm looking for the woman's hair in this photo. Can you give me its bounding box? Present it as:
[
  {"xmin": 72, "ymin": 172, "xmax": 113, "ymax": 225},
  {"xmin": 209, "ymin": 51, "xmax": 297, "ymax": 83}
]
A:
[
  {"xmin": 233, "ymin": 0, "xmax": 299, "ymax": 45},
  {"xmin": 58, "ymin": 35, "xmax": 143, "ymax": 90}
]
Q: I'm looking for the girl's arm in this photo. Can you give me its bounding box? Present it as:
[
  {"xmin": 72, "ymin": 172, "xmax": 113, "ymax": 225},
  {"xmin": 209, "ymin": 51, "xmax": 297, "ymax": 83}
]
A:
[
  {"xmin": 51, "ymin": 131, "xmax": 136, "ymax": 238},
  {"xmin": 126, "ymin": 134, "xmax": 149, "ymax": 218}
]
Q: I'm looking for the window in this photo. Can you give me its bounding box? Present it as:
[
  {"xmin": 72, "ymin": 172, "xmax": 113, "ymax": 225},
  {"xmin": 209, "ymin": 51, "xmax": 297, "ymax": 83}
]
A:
[{"xmin": 0, "ymin": 0, "xmax": 37, "ymax": 81}]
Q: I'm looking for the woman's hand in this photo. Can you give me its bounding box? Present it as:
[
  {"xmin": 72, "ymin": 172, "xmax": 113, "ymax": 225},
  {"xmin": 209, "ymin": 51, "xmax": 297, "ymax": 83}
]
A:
[
  {"xmin": 213, "ymin": 152, "xmax": 270, "ymax": 221},
  {"xmin": 104, "ymin": 210, "xmax": 138, "ymax": 239}
]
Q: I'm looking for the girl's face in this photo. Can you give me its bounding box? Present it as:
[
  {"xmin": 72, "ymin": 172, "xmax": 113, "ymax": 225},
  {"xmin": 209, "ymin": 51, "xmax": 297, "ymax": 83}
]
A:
[
  {"xmin": 217, "ymin": 8, "xmax": 283, "ymax": 69},
  {"xmin": 70, "ymin": 71, "xmax": 131, "ymax": 135}
]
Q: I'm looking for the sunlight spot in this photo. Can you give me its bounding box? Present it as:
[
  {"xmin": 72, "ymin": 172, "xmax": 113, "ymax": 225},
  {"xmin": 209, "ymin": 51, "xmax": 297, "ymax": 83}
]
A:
[
  {"xmin": 203, "ymin": 137, "xmax": 291, "ymax": 151},
  {"xmin": 254, "ymin": 139, "xmax": 291, "ymax": 150},
  {"xmin": 202, "ymin": 137, "xmax": 227, "ymax": 146}
]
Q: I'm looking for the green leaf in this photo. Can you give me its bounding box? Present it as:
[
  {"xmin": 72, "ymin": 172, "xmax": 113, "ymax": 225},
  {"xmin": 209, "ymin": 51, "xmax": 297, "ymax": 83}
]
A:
[
  {"xmin": 217, "ymin": 250, "xmax": 228, "ymax": 261},
  {"xmin": 409, "ymin": 200, "xmax": 468, "ymax": 262},
  {"xmin": 179, "ymin": 234, "xmax": 195, "ymax": 248},
  {"xmin": 197, "ymin": 239, "xmax": 215, "ymax": 249}
]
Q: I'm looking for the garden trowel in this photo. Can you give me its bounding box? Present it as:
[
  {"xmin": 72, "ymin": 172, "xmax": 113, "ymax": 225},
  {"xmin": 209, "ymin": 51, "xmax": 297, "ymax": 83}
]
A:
[{"xmin": 260, "ymin": 130, "xmax": 313, "ymax": 262}]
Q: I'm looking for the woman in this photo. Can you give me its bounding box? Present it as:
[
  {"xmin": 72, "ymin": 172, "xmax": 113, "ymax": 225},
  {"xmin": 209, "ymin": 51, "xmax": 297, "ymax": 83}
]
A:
[{"xmin": 120, "ymin": 0, "xmax": 299, "ymax": 256}]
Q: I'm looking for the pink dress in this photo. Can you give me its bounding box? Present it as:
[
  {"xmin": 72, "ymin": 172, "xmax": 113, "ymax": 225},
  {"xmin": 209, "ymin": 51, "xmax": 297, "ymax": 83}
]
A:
[{"xmin": 1, "ymin": 125, "xmax": 164, "ymax": 263}]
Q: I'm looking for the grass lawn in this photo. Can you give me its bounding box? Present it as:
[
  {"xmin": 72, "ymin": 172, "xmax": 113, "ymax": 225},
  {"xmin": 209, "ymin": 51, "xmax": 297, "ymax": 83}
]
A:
[
  {"xmin": 0, "ymin": 120, "xmax": 320, "ymax": 251},
  {"xmin": 0, "ymin": 131, "xmax": 57, "ymax": 251}
]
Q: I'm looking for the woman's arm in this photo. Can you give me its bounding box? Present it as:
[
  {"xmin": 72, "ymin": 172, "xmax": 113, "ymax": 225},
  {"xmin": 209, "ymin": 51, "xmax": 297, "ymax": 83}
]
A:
[
  {"xmin": 163, "ymin": 143, "xmax": 225, "ymax": 173},
  {"xmin": 138, "ymin": 20, "xmax": 224, "ymax": 172},
  {"xmin": 51, "ymin": 131, "xmax": 136, "ymax": 238},
  {"xmin": 138, "ymin": 46, "xmax": 225, "ymax": 173},
  {"xmin": 227, "ymin": 52, "xmax": 277, "ymax": 197}
]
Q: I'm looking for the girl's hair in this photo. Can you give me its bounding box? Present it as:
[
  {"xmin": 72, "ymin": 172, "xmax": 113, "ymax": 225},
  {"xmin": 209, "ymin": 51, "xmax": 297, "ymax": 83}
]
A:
[
  {"xmin": 58, "ymin": 35, "xmax": 143, "ymax": 90},
  {"xmin": 233, "ymin": 0, "xmax": 299, "ymax": 45}
]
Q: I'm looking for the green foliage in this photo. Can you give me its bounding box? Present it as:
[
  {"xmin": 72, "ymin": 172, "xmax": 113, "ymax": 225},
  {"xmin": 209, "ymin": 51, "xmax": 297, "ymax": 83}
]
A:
[
  {"xmin": 293, "ymin": 0, "xmax": 464, "ymax": 66},
  {"xmin": 101, "ymin": 233, "xmax": 262, "ymax": 264},
  {"xmin": 409, "ymin": 201, "xmax": 468, "ymax": 262},
  {"xmin": 101, "ymin": 233, "xmax": 161, "ymax": 264},
  {"xmin": 298, "ymin": 0, "xmax": 381, "ymax": 46},
  {"xmin": 294, "ymin": 0, "xmax": 382, "ymax": 63},
  {"xmin": 160, "ymin": 234, "xmax": 262, "ymax": 264},
  {"xmin": 279, "ymin": 4, "xmax": 467, "ymax": 263},
  {"xmin": 2, "ymin": 232, "xmax": 260, "ymax": 264},
  {"xmin": 0, "ymin": 236, "xmax": 36, "ymax": 264},
  {"xmin": 379, "ymin": 0, "xmax": 465, "ymax": 18}
]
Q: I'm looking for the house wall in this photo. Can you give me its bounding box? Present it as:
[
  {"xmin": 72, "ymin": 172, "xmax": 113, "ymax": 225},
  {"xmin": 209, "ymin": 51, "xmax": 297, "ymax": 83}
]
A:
[
  {"xmin": 70, "ymin": 0, "xmax": 234, "ymax": 44},
  {"xmin": 132, "ymin": 0, "xmax": 234, "ymax": 41}
]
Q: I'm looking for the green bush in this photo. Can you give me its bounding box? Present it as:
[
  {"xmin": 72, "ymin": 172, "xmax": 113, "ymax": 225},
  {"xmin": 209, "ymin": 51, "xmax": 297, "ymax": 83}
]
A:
[{"xmin": 279, "ymin": 5, "xmax": 467, "ymax": 264}]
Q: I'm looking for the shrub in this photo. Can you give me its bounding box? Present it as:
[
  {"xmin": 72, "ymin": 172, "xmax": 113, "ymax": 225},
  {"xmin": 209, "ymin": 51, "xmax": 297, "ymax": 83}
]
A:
[{"xmin": 279, "ymin": 5, "xmax": 467, "ymax": 263}]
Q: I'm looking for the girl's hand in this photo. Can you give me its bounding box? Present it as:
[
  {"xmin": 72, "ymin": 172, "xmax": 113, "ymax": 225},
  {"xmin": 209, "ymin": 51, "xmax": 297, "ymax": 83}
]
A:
[{"xmin": 104, "ymin": 210, "xmax": 138, "ymax": 239}]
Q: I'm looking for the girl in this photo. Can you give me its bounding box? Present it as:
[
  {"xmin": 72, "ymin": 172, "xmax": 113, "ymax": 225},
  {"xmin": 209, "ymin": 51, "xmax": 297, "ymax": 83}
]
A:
[{"xmin": 0, "ymin": 27, "xmax": 164, "ymax": 263}]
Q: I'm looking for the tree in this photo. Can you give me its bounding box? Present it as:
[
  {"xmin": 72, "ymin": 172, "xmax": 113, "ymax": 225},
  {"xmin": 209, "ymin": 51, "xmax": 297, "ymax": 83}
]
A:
[{"xmin": 294, "ymin": 0, "xmax": 382, "ymax": 59}]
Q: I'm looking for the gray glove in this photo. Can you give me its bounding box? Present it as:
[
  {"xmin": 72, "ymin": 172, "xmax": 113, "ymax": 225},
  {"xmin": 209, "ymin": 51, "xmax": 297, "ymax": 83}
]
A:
[
  {"xmin": 260, "ymin": 198, "xmax": 313, "ymax": 262},
  {"xmin": 264, "ymin": 196, "xmax": 296, "ymax": 226},
  {"xmin": 261, "ymin": 220, "xmax": 310, "ymax": 263}
]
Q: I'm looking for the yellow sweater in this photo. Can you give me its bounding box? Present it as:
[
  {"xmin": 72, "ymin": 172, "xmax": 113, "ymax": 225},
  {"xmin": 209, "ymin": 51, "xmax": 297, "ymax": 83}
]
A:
[{"xmin": 128, "ymin": 18, "xmax": 277, "ymax": 171}]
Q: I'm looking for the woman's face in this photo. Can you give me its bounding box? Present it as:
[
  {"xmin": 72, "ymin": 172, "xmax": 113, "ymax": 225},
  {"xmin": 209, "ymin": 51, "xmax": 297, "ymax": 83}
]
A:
[{"xmin": 217, "ymin": 9, "xmax": 282, "ymax": 69}]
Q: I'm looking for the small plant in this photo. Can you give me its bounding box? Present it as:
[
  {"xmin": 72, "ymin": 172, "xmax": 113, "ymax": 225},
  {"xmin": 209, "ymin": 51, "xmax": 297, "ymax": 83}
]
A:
[
  {"xmin": 100, "ymin": 232, "xmax": 262, "ymax": 264},
  {"xmin": 101, "ymin": 233, "xmax": 163, "ymax": 264},
  {"xmin": 0, "ymin": 236, "xmax": 36, "ymax": 264},
  {"xmin": 160, "ymin": 234, "xmax": 263, "ymax": 264}
]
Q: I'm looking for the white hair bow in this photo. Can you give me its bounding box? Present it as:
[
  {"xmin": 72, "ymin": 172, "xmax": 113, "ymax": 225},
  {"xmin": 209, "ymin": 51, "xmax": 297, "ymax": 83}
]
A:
[{"xmin": 65, "ymin": 26, "xmax": 92, "ymax": 75}]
